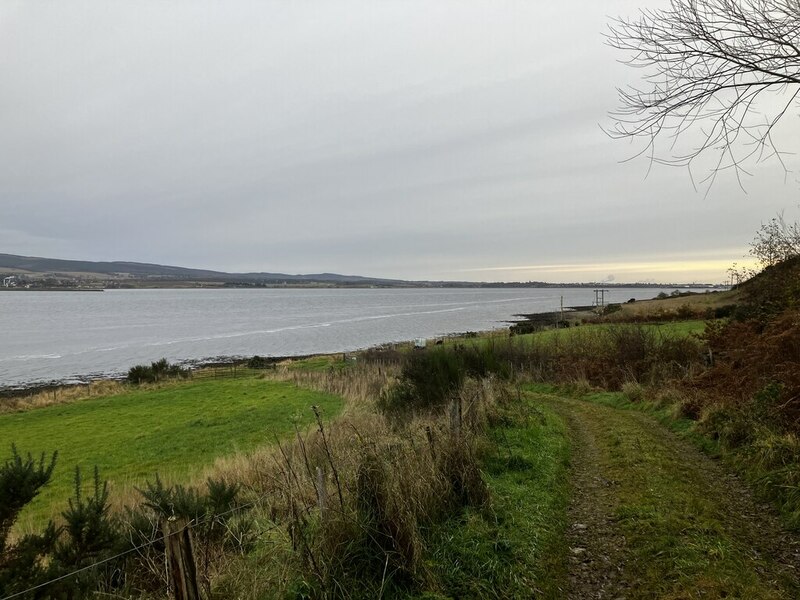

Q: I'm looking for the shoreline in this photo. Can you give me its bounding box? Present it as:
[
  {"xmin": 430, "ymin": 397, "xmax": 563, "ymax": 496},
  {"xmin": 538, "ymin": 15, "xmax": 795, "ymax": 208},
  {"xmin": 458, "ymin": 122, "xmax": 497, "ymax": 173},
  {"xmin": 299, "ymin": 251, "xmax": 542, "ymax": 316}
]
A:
[
  {"xmin": 0, "ymin": 353, "xmax": 301, "ymax": 399},
  {"xmin": 0, "ymin": 329, "xmax": 507, "ymax": 400},
  {"xmin": 0, "ymin": 287, "xmax": 104, "ymax": 292},
  {"xmin": 2, "ymin": 288, "xmax": 714, "ymax": 399}
]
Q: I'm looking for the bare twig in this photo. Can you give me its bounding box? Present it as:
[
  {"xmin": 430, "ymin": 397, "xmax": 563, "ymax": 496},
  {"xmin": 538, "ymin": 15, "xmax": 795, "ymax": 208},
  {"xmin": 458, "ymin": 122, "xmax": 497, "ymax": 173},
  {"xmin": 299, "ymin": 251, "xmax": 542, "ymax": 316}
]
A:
[
  {"xmin": 312, "ymin": 405, "xmax": 345, "ymax": 509},
  {"xmin": 607, "ymin": 0, "xmax": 800, "ymax": 190}
]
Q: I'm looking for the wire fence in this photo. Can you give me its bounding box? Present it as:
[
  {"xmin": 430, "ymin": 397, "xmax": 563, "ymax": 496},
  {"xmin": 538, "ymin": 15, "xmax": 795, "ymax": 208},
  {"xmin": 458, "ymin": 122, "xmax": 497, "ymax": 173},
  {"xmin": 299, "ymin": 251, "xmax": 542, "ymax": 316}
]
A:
[
  {"xmin": 0, "ymin": 487, "xmax": 281, "ymax": 600},
  {"xmin": 191, "ymin": 364, "xmax": 274, "ymax": 380}
]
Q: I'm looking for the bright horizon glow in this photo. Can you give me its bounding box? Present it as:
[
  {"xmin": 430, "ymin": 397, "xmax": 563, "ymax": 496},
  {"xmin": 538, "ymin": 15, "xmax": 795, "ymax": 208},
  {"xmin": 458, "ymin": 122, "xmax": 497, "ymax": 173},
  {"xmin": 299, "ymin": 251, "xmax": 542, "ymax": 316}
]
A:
[{"xmin": 453, "ymin": 255, "xmax": 758, "ymax": 284}]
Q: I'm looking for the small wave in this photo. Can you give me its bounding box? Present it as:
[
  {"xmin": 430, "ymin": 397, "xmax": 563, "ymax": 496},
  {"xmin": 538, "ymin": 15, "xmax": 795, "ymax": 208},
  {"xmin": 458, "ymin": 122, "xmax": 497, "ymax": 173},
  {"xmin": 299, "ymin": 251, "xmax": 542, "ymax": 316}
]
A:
[
  {"xmin": 62, "ymin": 344, "xmax": 137, "ymax": 357},
  {"xmin": 140, "ymin": 322, "xmax": 335, "ymax": 347},
  {"xmin": 0, "ymin": 353, "xmax": 62, "ymax": 362},
  {"xmin": 131, "ymin": 308, "xmax": 475, "ymax": 348},
  {"xmin": 139, "ymin": 308, "xmax": 467, "ymax": 347},
  {"xmin": 331, "ymin": 306, "xmax": 466, "ymax": 324}
]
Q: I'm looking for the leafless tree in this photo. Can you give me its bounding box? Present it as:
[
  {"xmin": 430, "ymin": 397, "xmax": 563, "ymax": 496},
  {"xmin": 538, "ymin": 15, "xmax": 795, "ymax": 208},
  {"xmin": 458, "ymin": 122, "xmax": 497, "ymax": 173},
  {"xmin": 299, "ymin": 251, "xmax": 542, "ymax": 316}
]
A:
[
  {"xmin": 750, "ymin": 210, "xmax": 800, "ymax": 265},
  {"xmin": 607, "ymin": 0, "xmax": 800, "ymax": 190}
]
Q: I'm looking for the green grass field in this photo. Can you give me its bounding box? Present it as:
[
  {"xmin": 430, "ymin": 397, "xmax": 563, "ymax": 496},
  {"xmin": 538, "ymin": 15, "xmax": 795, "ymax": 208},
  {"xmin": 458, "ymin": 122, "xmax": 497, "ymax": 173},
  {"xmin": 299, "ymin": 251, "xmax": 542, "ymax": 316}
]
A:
[
  {"xmin": 517, "ymin": 319, "xmax": 707, "ymax": 343},
  {"xmin": 1, "ymin": 376, "xmax": 343, "ymax": 530}
]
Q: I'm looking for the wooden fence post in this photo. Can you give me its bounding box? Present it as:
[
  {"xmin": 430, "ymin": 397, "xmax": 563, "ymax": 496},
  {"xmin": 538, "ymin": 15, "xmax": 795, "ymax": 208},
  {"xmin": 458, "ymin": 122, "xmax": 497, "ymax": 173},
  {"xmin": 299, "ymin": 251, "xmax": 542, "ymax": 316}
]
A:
[
  {"xmin": 316, "ymin": 466, "xmax": 327, "ymax": 519},
  {"xmin": 449, "ymin": 397, "xmax": 462, "ymax": 436},
  {"xmin": 162, "ymin": 516, "xmax": 200, "ymax": 600}
]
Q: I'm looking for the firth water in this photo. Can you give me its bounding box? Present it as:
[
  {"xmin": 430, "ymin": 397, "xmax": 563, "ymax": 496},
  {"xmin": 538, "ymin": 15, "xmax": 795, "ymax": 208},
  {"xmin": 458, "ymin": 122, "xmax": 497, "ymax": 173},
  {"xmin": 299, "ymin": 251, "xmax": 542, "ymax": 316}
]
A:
[{"xmin": 1, "ymin": 287, "xmax": 698, "ymax": 388}]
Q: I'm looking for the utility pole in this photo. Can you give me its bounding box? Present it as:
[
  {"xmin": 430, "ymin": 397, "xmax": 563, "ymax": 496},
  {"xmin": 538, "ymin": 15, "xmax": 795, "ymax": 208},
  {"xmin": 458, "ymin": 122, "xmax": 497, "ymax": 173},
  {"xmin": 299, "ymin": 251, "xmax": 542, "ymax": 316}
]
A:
[{"xmin": 593, "ymin": 289, "xmax": 609, "ymax": 311}]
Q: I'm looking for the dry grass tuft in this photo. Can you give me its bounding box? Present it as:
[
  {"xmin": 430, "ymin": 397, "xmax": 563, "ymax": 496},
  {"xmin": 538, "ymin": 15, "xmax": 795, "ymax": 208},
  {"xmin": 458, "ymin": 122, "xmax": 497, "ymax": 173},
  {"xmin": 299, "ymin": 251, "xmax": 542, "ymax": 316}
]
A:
[
  {"xmin": 199, "ymin": 373, "xmax": 504, "ymax": 597},
  {"xmin": 271, "ymin": 362, "xmax": 397, "ymax": 415},
  {"xmin": 621, "ymin": 381, "xmax": 646, "ymax": 403},
  {"xmin": 0, "ymin": 380, "xmax": 127, "ymax": 414}
]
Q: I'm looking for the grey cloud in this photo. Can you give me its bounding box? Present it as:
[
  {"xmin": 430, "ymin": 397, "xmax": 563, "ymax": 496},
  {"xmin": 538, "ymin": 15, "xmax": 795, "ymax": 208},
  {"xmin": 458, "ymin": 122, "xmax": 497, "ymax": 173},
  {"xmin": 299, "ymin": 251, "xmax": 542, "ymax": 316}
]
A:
[{"xmin": 1, "ymin": 0, "xmax": 798, "ymax": 283}]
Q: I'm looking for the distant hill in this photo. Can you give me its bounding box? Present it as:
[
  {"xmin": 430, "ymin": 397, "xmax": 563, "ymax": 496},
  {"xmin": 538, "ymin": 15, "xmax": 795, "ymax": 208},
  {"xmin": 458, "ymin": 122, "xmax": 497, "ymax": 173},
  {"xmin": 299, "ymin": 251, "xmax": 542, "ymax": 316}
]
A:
[
  {"xmin": 0, "ymin": 252, "xmax": 726, "ymax": 289},
  {"xmin": 0, "ymin": 253, "xmax": 407, "ymax": 287}
]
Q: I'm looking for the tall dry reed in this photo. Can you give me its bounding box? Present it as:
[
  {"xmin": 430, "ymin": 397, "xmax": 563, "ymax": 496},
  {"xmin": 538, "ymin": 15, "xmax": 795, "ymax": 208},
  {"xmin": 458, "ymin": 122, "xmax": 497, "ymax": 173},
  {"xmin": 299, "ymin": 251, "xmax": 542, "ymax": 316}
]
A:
[
  {"xmin": 271, "ymin": 362, "xmax": 398, "ymax": 414},
  {"xmin": 201, "ymin": 375, "xmax": 505, "ymax": 598}
]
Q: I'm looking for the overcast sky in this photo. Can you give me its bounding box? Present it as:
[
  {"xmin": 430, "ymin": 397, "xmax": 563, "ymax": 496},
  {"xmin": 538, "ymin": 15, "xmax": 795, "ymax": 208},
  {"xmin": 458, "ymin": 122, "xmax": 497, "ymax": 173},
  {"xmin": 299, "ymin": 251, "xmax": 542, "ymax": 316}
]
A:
[{"xmin": 1, "ymin": 1, "xmax": 798, "ymax": 283}]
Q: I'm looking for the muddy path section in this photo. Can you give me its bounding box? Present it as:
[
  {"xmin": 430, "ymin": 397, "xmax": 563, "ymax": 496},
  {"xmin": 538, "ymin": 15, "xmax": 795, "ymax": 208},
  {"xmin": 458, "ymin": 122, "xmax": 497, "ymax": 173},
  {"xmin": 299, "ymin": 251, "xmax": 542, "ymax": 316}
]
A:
[
  {"xmin": 536, "ymin": 392, "xmax": 800, "ymax": 600},
  {"xmin": 542, "ymin": 394, "xmax": 632, "ymax": 599}
]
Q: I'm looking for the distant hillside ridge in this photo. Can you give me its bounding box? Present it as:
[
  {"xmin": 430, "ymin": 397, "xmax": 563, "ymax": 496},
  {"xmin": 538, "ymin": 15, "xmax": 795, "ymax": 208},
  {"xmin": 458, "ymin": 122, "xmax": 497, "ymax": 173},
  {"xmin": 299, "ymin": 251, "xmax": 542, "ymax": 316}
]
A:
[
  {"xmin": 0, "ymin": 252, "xmax": 727, "ymax": 289},
  {"xmin": 0, "ymin": 252, "xmax": 405, "ymax": 285}
]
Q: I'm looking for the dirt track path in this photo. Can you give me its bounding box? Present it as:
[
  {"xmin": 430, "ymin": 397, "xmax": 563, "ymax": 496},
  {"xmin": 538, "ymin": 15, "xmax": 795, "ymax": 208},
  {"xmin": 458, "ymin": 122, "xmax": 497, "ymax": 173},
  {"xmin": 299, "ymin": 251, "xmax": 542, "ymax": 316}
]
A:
[{"xmin": 539, "ymin": 392, "xmax": 800, "ymax": 600}]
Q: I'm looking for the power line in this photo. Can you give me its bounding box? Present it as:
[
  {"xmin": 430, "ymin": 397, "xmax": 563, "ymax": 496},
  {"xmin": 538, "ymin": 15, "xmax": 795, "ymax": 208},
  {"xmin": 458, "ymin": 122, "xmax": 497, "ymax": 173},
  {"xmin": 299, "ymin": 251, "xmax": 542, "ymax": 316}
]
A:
[{"xmin": 1, "ymin": 532, "xmax": 166, "ymax": 600}]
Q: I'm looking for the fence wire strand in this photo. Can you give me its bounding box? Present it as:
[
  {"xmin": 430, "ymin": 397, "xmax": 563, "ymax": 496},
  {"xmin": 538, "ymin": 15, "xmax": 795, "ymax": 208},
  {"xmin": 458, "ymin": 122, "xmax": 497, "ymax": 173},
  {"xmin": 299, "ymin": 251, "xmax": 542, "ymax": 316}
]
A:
[{"xmin": 0, "ymin": 489, "xmax": 280, "ymax": 600}]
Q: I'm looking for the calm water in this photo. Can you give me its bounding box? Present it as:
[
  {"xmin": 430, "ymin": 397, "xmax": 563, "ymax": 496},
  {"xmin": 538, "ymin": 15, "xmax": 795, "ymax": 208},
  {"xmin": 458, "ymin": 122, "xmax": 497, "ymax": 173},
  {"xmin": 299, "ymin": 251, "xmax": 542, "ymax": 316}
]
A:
[{"xmin": 0, "ymin": 287, "xmax": 691, "ymax": 388}]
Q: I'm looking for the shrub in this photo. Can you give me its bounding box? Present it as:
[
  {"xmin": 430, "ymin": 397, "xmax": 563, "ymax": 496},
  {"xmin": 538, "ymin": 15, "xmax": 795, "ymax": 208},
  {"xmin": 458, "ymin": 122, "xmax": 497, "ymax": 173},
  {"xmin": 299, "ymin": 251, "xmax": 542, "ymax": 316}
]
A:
[
  {"xmin": 48, "ymin": 467, "xmax": 124, "ymax": 597},
  {"xmin": 123, "ymin": 475, "xmax": 247, "ymax": 594},
  {"xmin": 697, "ymin": 309, "xmax": 800, "ymax": 431},
  {"xmin": 459, "ymin": 342, "xmax": 513, "ymax": 380},
  {"xmin": 127, "ymin": 358, "xmax": 190, "ymax": 384},
  {"xmin": 379, "ymin": 348, "xmax": 465, "ymax": 415},
  {"xmin": 509, "ymin": 321, "xmax": 541, "ymax": 335},
  {"xmin": 1, "ymin": 449, "xmax": 124, "ymax": 599},
  {"xmin": 0, "ymin": 446, "xmax": 58, "ymax": 599},
  {"xmin": 134, "ymin": 474, "xmax": 241, "ymax": 530},
  {"xmin": 126, "ymin": 364, "xmax": 153, "ymax": 384},
  {"xmin": 713, "ymin": 304, "xmax": 737, "ymax": 319},
  {"xmin": 246, "ymin": 355, "xmax": 271, "ymax": 369},
  {"xmin": 59, "ymin": 467, "xmax": 119, "ymax": 561},
  {"xmin": 0, "ymin": 445, "xmax": 57, "ymax": 554}
]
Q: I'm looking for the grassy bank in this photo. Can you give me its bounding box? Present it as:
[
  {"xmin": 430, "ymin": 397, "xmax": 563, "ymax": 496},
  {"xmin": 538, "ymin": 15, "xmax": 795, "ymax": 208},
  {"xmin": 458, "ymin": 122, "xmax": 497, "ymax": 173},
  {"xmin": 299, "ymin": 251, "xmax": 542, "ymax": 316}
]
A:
[
  {"xmin": 420, "ymin": 391, "xmax": 571, "ymax": 598},
  {"xmin": 1, "ymin": 376, "xmax": 342, "ymax": 530},
  {"xmin": 512, "ymin": 318, "xmax": 706, "ymax": 342}
]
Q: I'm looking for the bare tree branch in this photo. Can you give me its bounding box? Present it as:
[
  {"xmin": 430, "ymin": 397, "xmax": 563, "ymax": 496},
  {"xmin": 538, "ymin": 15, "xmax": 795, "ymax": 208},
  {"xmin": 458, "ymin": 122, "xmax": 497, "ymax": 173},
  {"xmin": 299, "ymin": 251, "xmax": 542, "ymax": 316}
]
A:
[
  {"xmin": 607, "ymin": 0, "xmax": 800, "ymax": 190},
  {"xmin": 750, "ymin": 210, "xmax": 800, "ymax": 265}
]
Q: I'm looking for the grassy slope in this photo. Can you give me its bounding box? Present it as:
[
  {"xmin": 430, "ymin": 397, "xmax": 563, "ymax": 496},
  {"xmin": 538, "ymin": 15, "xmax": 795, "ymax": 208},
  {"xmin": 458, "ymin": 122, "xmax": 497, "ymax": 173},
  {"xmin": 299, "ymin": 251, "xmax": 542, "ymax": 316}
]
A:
[
  {"xmin": 419, "ymin": 394, "xmax": 571, "ymax": 599},
  {"xmin": 460, "ymin": 320, "xmax": 707, "ymax": 351},
  {"xmin": 1, "ymin": 376, "xmax": 342, "ymax": 529},
  {"xmin": 610, "ymin": 289, "xmax": 739, "ymax": 319},
  {"xmin": 285, "ymin": 355, "xmax": 350, "ymax": 372},
  {"xmin": 522, "ymin": 319, "xmax": 707, "ymax": 341}
]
